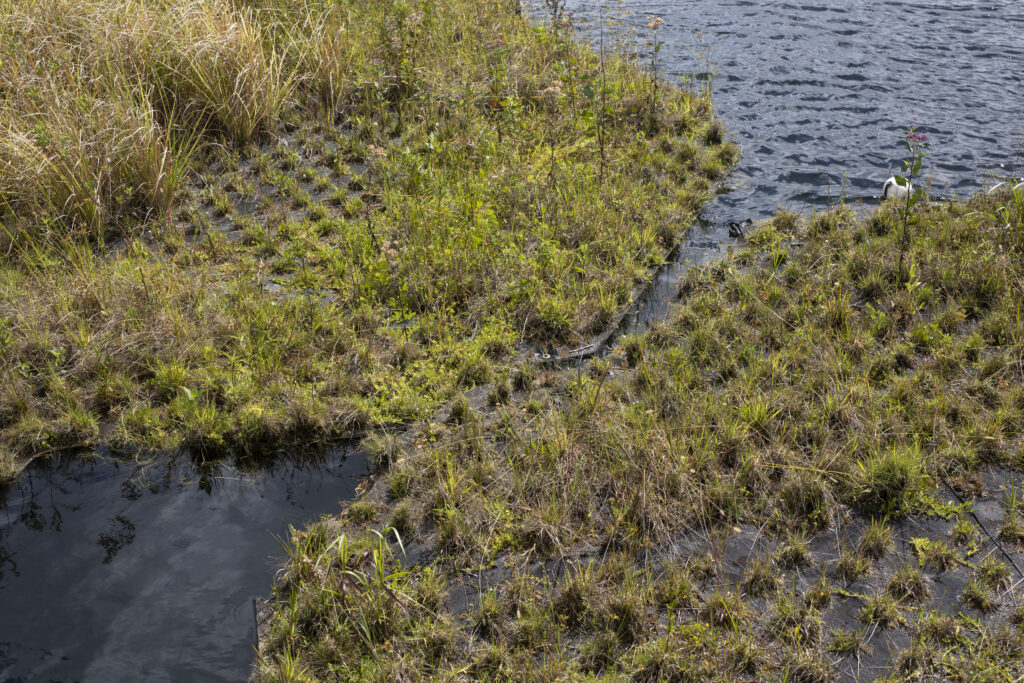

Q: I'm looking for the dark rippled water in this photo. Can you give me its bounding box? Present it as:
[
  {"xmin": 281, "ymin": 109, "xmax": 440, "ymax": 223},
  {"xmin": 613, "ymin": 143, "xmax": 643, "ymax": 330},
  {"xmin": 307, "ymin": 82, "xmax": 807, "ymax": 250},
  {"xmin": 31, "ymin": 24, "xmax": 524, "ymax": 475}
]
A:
[
  {"xmin": 564, "ymin": 0, "xmax": 1024, "ymax": 218},
  {"xmin": 0, "ymin": 449, "xmax": 366, "ymax": 681}
]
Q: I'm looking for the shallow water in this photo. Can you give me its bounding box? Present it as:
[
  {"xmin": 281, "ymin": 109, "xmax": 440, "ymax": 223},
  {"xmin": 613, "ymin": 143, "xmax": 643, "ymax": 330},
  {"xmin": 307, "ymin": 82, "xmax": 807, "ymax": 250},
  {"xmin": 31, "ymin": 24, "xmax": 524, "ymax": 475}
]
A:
[
  {"xmin": 563, "ymin": 0, "xmax": 1024, "ymax": 219},
  {"xmin": 0, "ymin": 449, "xmax": 366, "ymax": 682}
]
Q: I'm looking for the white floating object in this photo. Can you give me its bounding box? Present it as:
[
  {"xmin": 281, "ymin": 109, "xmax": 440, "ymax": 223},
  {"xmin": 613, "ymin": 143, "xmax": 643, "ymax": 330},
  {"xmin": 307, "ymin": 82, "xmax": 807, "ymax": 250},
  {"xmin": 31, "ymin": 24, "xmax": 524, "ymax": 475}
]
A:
[{"xmin": 882, "ymin": 176, "xmax": 911, "ymax": 200}]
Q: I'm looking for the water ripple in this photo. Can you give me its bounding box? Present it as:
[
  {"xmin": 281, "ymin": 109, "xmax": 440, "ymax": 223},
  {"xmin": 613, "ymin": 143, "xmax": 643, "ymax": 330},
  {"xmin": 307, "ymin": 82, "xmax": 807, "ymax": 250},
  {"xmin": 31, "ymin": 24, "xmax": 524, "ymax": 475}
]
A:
[{"xmin": 564, "ymin": 0, "xmax": 1024, "ymax": 217}]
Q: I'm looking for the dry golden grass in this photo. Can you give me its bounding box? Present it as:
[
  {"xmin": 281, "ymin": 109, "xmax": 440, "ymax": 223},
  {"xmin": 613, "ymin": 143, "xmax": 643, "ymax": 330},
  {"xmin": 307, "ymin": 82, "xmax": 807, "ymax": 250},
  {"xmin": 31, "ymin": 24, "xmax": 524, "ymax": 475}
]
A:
[{"xmin": 0, "ymin": 0, "xmax": 293, "ymax": 242}]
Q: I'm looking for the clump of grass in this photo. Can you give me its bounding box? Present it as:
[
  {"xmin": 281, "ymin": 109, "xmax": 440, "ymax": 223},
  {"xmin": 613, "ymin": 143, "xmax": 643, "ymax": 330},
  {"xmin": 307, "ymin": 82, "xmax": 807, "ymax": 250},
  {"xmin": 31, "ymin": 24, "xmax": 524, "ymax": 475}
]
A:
[
  {"xmin": 829, "ymin": 628, "xmax": 870, "ymax": 658},
  {"xmin": 914, "ymin": 538, "xmax": 959, "ymax": 573},
  {"xmin": 962, "ymin": 578, "xmax": 996, "ymax": 613},
  {"xmin": 976, "ymin": 556, "xmax": 1010, "ymax": 591},
  {"xmin": 859, "ymin": 520, "xmax": 894, "ymax": 559},
  {"xmin": 387, "ymin": 464, "xmax": 412, "ymax": 500},
  {"xmin": 627, "ymin": 635, "xmax": 690, "ymax": 679},
  {"xmin": 448, "ymin": 395, "xmax": 475, "ymax": 425},
  {"xmin": 701, "ymin": 590, "xmax": 749, "ymax": 630},
  {"xmin": 887, "ymin": 565, "xmax": 930, "ymax": 603},
  {"xmin": 919, "ymin": 611, "xmax": 960, "ymax": 645},
  {"xmin": 743, "ymin": 557, "xmax": 781, "ymax": 598},
  {"xmin": 551, "ymin": 564, "xmax": 594, "ymax": 630},
  {"xmin": 388, "ymin": 502, "xmax": 415, "ymax": 541},
  {"xmin": 768, "ymin": 593, "xmax": 824, "ymax": 645},
  {"xmin": 951, "ymin": 517, "xmax": 981, "ymax": 546},
  {"xmin": 0, "ymin": 71, "xmax": 195, "ymax": 240},
  {"xmin": 804, "ymin": 575, "xmax": 832, "ymax": 610},
  {"xmin": 362, "ymin": 432, "xmax": 401, "ymax": 472},
  {"xmin": 781, "ymin": 648, "xmax": 833, "ymax": 683},
  {"xmin": 776, "ymin": 533, "xmax": 812, "ymax": 569},
  {"xmin": 344, "ymin": 500, "xmax": 378, "ymax": 523},
  {"xmin": 1000, "ymin": 484, "xmax": 1024, "ymax": 544},
  {"xmin": 487, "ymin": 378, "xmax": 511, "ymax": 407},
  {"xmin": 620, "ymin": 333, "xmax": 647, "ymax": 367},
  {"xmin": 578, "ymin": 629, "xmax": 620, "ymax": 674},
  {"xmin": 896, "ymin": 636, "xmax": 934, "ymax": 677},
  {"xmin": 511, "ymin": 364, "xmax": 536, "ymax": 392},
  {"xmin": 856, "ymin": 447, "xmax": 929, "ymax": 517},
  {"xmin": 653, "ymin": 561, "xmax": 699, "ymax": 608},
  {"xmin": 597, "ymin": 589, "xmax": 649, "ymax": 644},
  {"xmin": 161, "ymin": 0, "xmax": 294, "ymax": 143},
  {"xmin": 779, "ymin": 470, "xmax": 830, "ymax": 529},
  {"xmin": 858, "ymin": 593, "xmax": 906, "ymax": 628}
]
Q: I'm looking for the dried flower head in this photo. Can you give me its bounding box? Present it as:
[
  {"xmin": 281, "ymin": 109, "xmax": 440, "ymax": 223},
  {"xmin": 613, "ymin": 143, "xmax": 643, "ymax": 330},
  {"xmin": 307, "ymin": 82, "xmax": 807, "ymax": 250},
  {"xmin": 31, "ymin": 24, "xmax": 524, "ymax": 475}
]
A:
[{"xmin": 540, "ymin": 82, "xmax": 563, "ymax": 97}]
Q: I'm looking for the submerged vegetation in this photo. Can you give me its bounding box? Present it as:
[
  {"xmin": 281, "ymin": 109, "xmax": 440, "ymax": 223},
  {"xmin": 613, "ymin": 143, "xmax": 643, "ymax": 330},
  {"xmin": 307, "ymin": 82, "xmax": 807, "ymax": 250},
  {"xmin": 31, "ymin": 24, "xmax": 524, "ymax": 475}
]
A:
[
  {"xmin": 260, "ymin": 185, "xmax": 1024, "ymax": 679},
  {"xmin": 0, "ymin": 0, "xmax": 735, "ymax": 479}
]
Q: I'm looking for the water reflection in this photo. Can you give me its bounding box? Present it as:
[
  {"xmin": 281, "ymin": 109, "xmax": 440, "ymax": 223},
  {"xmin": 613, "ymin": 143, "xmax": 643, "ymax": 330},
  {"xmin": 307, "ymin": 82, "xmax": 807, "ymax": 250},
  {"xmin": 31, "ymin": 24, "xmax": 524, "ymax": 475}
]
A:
[{"xmin": 0, "ymin": 446, "xmax": 366, "ymax": 682}]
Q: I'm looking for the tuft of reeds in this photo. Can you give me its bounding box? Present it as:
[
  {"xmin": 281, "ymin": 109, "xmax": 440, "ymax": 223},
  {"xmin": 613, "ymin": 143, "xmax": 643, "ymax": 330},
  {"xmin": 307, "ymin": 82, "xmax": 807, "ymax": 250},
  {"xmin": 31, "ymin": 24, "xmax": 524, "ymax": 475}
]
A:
[
  {"xmin": 158, "ymin": 0, "xmax": 294, "ymax": 144},
  {"xmin": 0, "ymin": 0, "xmax": 294, "ymax": 242}
]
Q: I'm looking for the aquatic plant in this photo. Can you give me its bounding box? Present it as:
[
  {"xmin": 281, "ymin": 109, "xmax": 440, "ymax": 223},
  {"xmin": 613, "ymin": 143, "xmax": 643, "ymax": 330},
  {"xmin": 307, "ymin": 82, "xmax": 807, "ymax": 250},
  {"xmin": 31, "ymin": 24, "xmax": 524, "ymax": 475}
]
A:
[
  {"xmin": 263, "ymin": 184, "xmax": 1024, "ymax": 678},
  {"xmin": 0, "ymin": 0, "xmax": 735, "ymax": 475},
  {"xmin": 645, "ymin": 15, "xmax": 664, "ymax": 129},
  {"xmin": 893, "ymin": 125, "xmax": 929, "ymax": 278}
]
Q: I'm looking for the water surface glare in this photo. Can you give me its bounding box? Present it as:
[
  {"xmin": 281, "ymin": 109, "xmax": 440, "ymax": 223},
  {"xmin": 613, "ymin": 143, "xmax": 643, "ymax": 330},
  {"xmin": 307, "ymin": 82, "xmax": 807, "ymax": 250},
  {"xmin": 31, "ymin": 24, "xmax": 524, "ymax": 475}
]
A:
[
  {"xmin": 563, "ymin": 0, "xmax": 1024, "ymax": 218},
  {"xmin": 0, "ymin": 450, "xmax": 366, "ymax": 682}
]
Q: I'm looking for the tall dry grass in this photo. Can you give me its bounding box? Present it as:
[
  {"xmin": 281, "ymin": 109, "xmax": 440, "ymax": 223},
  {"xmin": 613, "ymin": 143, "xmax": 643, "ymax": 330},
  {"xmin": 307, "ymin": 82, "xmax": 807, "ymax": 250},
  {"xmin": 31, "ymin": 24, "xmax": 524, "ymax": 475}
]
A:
[
  {"xmin": 293, "ymin": 4, "xmax": 358, "ymax": 115},
  {"xmin": 158, "ymin": 0, "xmax": 295, "ymax": 144},
  {"xmin": 0, "ymin": 0, "xmax": 294, "ymax": 242},
  {"xmin": 0, "ymin": 76, "xmax": 188, "ymax": 240}
]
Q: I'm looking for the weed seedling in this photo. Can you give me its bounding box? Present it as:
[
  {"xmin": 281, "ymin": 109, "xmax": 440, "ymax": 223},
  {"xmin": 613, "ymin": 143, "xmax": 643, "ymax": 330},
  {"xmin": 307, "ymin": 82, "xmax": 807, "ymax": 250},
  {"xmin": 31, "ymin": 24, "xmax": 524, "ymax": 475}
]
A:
[{"xmin": 892, "ymin": 126, "xmax": 929, "ymax": 280}]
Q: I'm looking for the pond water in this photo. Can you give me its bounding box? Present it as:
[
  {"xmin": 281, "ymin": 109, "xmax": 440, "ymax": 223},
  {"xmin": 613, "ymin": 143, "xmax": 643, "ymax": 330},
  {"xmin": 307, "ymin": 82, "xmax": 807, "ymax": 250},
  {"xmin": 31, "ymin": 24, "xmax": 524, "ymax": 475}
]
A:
[
  {"xmin": 0, "ymin": 448, "xmax": 366, "ymax": 682},
  {"xmin": 563, "ymin": 0, "xmax": 1024, "ymax": 219},
  {"xmin": 3, "ymin": 3, "xmax": 1023, "ymax": 681}
]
